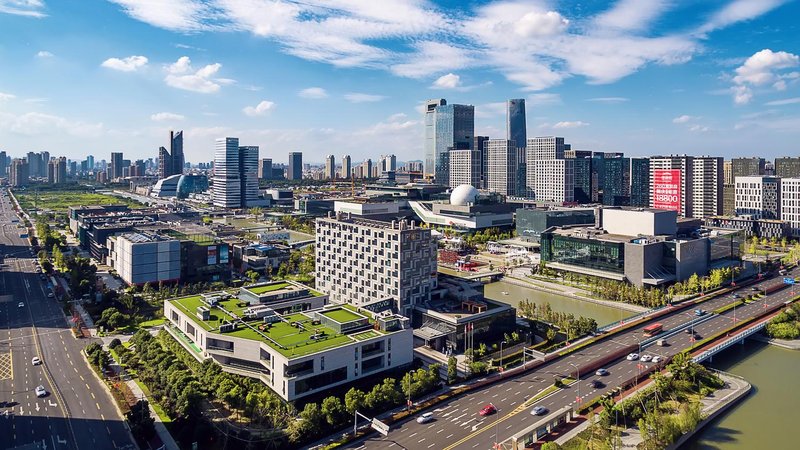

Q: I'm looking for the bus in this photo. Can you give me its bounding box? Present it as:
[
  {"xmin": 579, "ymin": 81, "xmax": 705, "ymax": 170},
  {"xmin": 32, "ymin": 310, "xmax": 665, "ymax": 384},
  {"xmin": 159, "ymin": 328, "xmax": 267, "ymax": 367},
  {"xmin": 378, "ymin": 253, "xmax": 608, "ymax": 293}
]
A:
[{"xmin": 642, "ymin": 323, "xmax": 663, "ymax": 337}]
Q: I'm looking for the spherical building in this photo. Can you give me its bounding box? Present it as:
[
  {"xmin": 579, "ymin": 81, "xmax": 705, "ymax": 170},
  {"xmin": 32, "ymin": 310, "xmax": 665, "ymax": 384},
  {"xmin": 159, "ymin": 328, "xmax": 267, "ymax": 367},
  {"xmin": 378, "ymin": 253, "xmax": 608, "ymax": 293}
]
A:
[{"xmin": 449, "ymin": 184, "xmax": 479, "ymax": 206}]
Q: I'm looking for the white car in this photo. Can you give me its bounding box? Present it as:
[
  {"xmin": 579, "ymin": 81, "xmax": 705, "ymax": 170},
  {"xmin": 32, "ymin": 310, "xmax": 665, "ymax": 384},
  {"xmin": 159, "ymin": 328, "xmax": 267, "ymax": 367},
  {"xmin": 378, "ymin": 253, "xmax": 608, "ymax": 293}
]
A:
[
  {"xmin": 640, "ymin": 354, "xmax": 653, "ymax": 362},
  {"xmin": 416, "ymin": 412, "xmax": 434, "ymax": 424},
  {"xmin": 531, "ymin": 406, "xmax": 548, "ymax": 416},
  {"xmin": 17, "ymin": 302, "xmax": 24, "ymax": 308},
  {"xmin": 35, "ymin": 385, "xmax": 47, "ymax": 397},
  {"xmin": 47, "ymin": 292, "xmax": 54, "ymax": 298},
  {"xmin": 31, "ymin": 357, "xmax": 41, "ymax": 365},
  {"xmin": 652, "ymin": 356, "xmax": 662, "ymax": 363},
  {"xmin": 626, "ymin": 353, "xmax": 639, "ymax": 361}
]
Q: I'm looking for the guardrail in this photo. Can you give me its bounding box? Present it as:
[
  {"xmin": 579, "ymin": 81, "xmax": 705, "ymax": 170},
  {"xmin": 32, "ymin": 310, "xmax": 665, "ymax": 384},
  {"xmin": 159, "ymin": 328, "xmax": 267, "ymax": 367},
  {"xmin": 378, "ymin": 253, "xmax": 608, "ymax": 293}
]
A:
[
  {"xmin": 692, "ymin": 321, "xmax": 767, "ymax": 363},
  {"xmin": 640, "ymin": 314, "xmax": 718, "ymax": 349}
]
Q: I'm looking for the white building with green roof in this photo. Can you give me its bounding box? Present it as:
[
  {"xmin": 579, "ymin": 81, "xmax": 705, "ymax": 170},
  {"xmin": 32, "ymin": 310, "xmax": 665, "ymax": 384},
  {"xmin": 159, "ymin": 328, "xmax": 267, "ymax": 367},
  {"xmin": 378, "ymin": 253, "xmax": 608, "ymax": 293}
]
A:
[{"xmin": 163, "ymin": 281, "xmax": 413, "ymax": 401}]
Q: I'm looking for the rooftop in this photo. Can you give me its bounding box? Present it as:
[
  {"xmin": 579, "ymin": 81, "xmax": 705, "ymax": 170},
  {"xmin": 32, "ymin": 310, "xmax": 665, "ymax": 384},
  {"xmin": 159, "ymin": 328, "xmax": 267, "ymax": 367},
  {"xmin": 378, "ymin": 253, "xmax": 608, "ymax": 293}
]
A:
[{"xmin": 243, "ymin": 281, "xmax": 325, "ymax": 297}]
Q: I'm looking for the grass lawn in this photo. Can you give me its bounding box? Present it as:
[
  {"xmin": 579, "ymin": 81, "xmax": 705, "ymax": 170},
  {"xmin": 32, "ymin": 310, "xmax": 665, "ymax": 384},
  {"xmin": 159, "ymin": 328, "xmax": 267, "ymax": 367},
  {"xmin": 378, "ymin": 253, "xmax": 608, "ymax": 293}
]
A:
[
  {"xmin": 15, "ymin": 189, "xmax": 142, "ymax": 212},
  {"xmin": 352, "ymin": 330, "xmax": 381, "ymax": 341},
  {"xmin": 320, "ymin": 308, "xmax": 364, "ymax": 323},
  {"xmin": 133, "ymin": 379, "xmax": 172, "ymax": 425},
  {"xmin": 246, "ymin": 282, "xmax": 290, "ymax": 294},
  {"xmin": 138, "ymin": 318, "xmax": 165, "ymax": 328}
]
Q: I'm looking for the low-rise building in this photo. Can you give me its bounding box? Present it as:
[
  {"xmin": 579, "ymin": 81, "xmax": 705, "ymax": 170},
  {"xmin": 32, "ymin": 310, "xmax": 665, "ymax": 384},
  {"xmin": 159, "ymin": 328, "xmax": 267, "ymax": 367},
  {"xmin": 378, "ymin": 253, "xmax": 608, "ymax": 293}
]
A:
[
  {"xmin": 516, "ymin": 207, "xmax": 596, "ymax": 243},
  {"xmin": 107, "ymin": 232, "xmax": 181, "ymax": 285},
  {"xmin": 164, "ymin": 287, "xmax": 413, "ymax": 401},
  {"xmin": 231, "ymin": 242, "xmax": 291, "ymax": 274},
  {"xmin": 704, "ymin": 215, "xmax": 787, "ymax": 239},
  {"xmin": 407, "ymin": 185, "xmax": 515, "ymax": 230}
]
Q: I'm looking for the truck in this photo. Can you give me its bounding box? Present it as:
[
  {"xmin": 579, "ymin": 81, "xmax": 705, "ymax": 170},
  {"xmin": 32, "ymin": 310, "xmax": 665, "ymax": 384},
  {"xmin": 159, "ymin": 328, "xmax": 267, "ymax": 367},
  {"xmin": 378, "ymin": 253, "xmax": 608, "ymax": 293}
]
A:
[{"xmin": 642, "ymin": 323, "xmax": 664, "ymax": 337}]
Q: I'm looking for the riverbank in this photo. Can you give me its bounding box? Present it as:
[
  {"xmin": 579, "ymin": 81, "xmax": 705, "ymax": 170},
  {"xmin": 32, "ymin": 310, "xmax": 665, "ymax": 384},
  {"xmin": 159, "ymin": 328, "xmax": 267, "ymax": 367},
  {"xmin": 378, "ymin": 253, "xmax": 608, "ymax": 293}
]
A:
[
  {"xmin": 750, "ymin": 333, "xmax": 800, "ymax": 350},
  {"xmin": 502, "ymin": 274, "xmax": 648, "ymax": 313}
]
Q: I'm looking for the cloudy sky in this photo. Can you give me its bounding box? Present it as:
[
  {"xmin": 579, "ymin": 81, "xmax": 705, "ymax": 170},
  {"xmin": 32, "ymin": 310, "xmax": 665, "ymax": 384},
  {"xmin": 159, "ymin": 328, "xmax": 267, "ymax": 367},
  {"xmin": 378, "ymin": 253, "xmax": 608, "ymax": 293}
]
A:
[{"xmin": 1, "ymin": 0, "xmax": 799, "ymax": 164}]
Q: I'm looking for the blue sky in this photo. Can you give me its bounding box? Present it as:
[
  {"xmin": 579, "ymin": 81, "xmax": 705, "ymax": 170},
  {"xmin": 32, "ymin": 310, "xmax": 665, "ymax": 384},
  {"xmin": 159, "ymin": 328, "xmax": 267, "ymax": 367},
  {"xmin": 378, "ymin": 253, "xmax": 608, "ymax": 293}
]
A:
[{"xmin": 1, "ymin": 0, "xmax": 799, "ymax": 165}]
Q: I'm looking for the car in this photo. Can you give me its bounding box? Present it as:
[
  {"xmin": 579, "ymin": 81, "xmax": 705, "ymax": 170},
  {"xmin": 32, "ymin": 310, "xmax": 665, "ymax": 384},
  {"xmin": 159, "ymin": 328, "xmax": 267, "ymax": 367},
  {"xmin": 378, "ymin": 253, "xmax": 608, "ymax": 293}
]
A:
[
  {"xmin": 17, "ymin": 302, "xmax": 24, "ymax": 308},
  {"xmin": 35, "ymin": 385, "xmax": 47, "ymax": 397},
  {"xmin": 588, "ymin": 379, "xmax": 604, "ymax": 389},
  {"xmin": 652, "ymin": 356, "xmax": 663, "ymax": 363},
  {"xmin": 626, "ymin": 353, "xmax": 639, "ymax": 361},
  {"xmin": 416, "ymin": 412, "xmax": 434, "ymax": 424},
  {"xmin": 479, "ymin": 404, "xmax": 497, "ymax": 416},
  {"xmin": 685, "ymin": 328, "xmax": 694, "ymax": 334},
  {"xmin": 531, "ymin": 406, "xmax": 548, "ymax": 416},
  {"xmin": 640, "ymin": 354, "xmax": 653, "ymax": 362},
  {"xmin": 31, "ymin": 357, "xmax": 41, "ymax": 365},
  {"xmin": 47, "ymin": 292, "xmax": 54, "ymax": 298},
  {"xmin": 595, "ymin": 368, "xmax": 609, "ymax": 376},
  {"xmin": 751, "ymin": 286, "xmax": 760, "ymax": 291},
  {"xmin": 694, "ymin": 309, "xmax": 706, "ymax": 316},
  {"xmin": 732, "ymin": 293, "xmax": 741, "ymax": 299}
]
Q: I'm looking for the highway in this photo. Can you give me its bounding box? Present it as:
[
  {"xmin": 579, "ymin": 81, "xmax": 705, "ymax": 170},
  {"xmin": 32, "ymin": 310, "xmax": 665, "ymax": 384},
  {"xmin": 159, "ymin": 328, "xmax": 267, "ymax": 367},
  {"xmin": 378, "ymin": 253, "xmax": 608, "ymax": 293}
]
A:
[
  {"xmin": 0, "ymin": 190, "xmax": 135, "ymax": 450},
  {"xmin": 350, "ymin": 267, "xmax": 798, "ymax": 450}
]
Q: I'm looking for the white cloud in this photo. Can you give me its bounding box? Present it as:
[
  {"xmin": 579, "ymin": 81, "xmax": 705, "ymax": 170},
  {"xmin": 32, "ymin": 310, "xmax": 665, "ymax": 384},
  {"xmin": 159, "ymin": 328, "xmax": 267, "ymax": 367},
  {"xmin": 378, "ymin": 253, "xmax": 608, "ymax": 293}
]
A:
[
  {"xmin": 164, "ymin": 56, "xmax": 225, "ymax": 93},
  {"xmin": 0, "ymin": 111, "xmax": 103, "ymax": 138},
  {"xmin": 0, "ymin": 0, "xmax": 45, "ymax": 17},
  {"xmin": 391, "ymin": 41, "xmax": 473, "ymax": 79},
  {"xmin": 243, "ymin": 100, "xmax": 275, "ymax": 116},
  {"xmin": 0, "ymin": 92, "xmax": 15, "ymax": 101},
  {"xmin": 698, "ymin": 0, "xmax": 788, "ymax": 35},
  {"xmin": 354, "ymin": 113, "xmax": 420, "ymax": 137},
  {"xmin": 594, "ymin": 0, "xmax": 672, "ymax": 32},
  {"xmin": 689, "ymin": 124, "xmax": 710, "ymax": 132},
  {"xmin": 343, "ymin": 93, "xmax": 386, "ymax": 103},
  {"xmin": 528, "ymin": 93, "xmax": 562, "ymax": 106},
  {"xmin": 150, "ymin": 112, "xmax": 185, "ymax": 121},
  {"xmin": 729, "ymin": 49, "xmax": 799, "ymax": 104},
  {"xmin": 431, "ymin": 73, "xmax": 460, "ymax": 89},
  {"xmin": 36, "ymin": 50, "xmax": 53, "ymax": 58},
  {"xmin": 514, "ymin": 11, "xmax": 569, "ymax": 37},
  {"xmin": 672, "ymin": 115, "xmax": 695, "ymax": 124},
  {"xmin": 553, "ymin": 121, "xmax": 589, "ymax": 129},
  {"xmin": 101, "ymin": 55, "xmax": 149, "ymax": 72},
  {"xmin": 299, "ymin": 87, "xmax": 328, "ymax": 99},
  {"xmin": 587, "ymin": 97, "xmax": 629, "ymax": 103},
  {"xmin": 765, "ymin": 97, "xmax": 800, "ymax": 106}
]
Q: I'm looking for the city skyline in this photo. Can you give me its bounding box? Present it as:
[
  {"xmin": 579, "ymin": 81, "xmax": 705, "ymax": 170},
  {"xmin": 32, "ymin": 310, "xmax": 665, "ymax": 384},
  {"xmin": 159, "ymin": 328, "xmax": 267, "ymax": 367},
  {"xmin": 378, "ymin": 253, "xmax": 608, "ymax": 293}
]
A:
[{"xmin": 1, "ymin": 1, "xmax": 799, "ymax": 163}]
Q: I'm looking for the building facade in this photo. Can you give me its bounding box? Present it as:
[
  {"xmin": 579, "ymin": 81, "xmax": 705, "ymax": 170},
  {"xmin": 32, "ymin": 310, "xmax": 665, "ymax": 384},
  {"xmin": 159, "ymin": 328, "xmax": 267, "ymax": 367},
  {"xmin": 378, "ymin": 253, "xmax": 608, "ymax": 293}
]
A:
[
  {"xmin": 781, "ymin": 178, "xmax": 800, "ymax": 236},
  {"xmin": 342, "ymin": 155, "xmax": 351, "ymax": 179},
  {"xmin": 735, "ymin": 176, "xmax": 780, "ymax": 219},
  {"xmin": 507, "ymin": 98, "xmax": 527, "ymax": 150},
  {"xmin": 731, "ymin": 157, "xmax": 765, "ymax": 179},
  {"xmin": 107, "ymin": 232, "xmax": 181, "ymax": 285},
  {"xmin": 775, "ymin": 157, "xmax": 800, "ymax": 178},
  {"xmin": 431, "ymin": 103, "xmax": 475, "ymax": 183},
  {"xmin": 485, "ymin": 139, "xmax": 517, "ymax": 196},
  {"xmin": 316, "ymin": 214, "xmax": 437, "ymax": 317},
  {"xmin": 630, "ymin": 157, "xmax": 650, "ymax": 207},
  {"xmin": 448, "ymin": 149, "xmax": 482, "ymax": 189},
  {"xmin": 213, "ymin": 137, "xmax": 242, "ymax": 208},
  {"xmin": 288, "ymin": 152, "xmax": 303, "ymax": 180},
  {"xmin": 258, "ymin": 158, "xmax": 273, "ymax": 181},
  {"xmin": 110, "ymin": 152, "xmax": 124, "ymax": 179},
  {"xmin": 325, "ymin": 154, "xmax": 336, "ymax": 180}
]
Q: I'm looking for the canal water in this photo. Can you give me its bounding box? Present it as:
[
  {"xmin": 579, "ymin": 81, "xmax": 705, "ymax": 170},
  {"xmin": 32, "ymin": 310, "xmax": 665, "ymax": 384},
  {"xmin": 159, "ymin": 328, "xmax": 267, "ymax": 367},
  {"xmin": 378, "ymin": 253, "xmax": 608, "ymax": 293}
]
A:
[
  {"xmin": 484, "ymin": 280, "xmax": 634, "ymax": 327},
  {"xmin": 682, "ymin": 340, "xmax": 800, "ymax": 450}
]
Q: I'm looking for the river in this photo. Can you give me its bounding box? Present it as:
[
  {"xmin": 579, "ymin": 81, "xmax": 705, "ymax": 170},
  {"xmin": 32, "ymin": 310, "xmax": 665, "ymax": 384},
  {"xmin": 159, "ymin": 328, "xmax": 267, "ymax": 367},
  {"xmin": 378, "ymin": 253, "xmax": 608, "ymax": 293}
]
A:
[
  {"xmin": 484, "ymin": 280, "xmax": 634, "ymax": 327},
  {"xmin": 682, "ymin": 340, "xmax": 800, "ymax": 450}
]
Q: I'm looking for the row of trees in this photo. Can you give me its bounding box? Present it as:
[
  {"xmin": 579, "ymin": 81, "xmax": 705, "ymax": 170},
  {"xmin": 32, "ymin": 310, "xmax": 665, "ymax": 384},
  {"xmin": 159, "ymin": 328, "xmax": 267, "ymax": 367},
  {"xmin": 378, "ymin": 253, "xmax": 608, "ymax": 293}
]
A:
[
  {"xmin": 34, "ymin": 218, "xmax": 66, "ymax": 252},
  {"xmin": 279, "ymin": 215, "xmax": 315, "ymax": 234},
  {"xmin": 765, "ymin": 303, "xmax": 800, "ymax": 339},
  {"xmin": 275, "ymin": 244, "xmax": 315, "ymax": 284},
  {"xmin": 518, "ymin": 300, "xmax": 598, "ymax": 340},
  {"xmin": 669, "ymin": 267, "xmax": 740, "ymax": 297}
]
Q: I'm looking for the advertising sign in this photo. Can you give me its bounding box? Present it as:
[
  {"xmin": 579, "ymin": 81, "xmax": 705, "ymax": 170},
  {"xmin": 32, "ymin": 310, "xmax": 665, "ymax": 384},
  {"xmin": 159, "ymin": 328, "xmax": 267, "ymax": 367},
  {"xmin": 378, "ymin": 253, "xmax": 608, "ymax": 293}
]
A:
[
  {"xmin": 652, "ymin": 169, "xmax": 681, "ymax": 212},
  {"xmin": 219, "ymin": 245, "xmax": 229, "ymax": 264},
  {"xmin": 207, "ymin": 245, "xmax": 217, "ymax": 265}
]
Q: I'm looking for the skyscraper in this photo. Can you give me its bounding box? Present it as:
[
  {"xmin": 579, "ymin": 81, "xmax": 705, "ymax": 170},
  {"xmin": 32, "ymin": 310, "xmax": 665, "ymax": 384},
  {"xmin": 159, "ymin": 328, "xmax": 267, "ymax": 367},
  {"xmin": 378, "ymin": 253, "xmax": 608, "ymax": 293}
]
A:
[
  {"xmin": 423, "ymin": 98, "xmax": 446, "ymax": 178},
  {"xmin": 110, "ymin": 152, "xmax": 124, "ymax": 179},
  {"xmin": 731, "ymin": 157, "xmax": 765, "ymax": 179},
  {"xmin": 649, "ymin": 155, "xmax": 722, "ymax": 219},
  {"xmin": 258, "ymin": 158, "xmax": 273, "ymax": 180},
  {"xmin": 448, "ymin": 149, "xmax": 481, "ymax": 189},
  {"xmin": 381, "ymin": 154, "xmax": 397, "ymax": 173},
  {"xmin": 55, "ymin": 157, "xmax": 67, "ymax": 184},
  {"xmin": 10, "ymin": 159, "xmax": 28, "ymax": 187},
  {"xmin": 602, "ymin": 155, "xmax": 630, "ymax": 206},
  {"xmin": 213, "ymin": 137, "xmax": 241, "ymax": 208},
  {"xmin": 0, "ymin": 151, "xmax": 7, "ymax": 177},
  {"xmin": 434, "ymin": 104, "xmax": 474, "ymax": 183},
  {"xmin": 159, "ymin": 130, "xmax": 184, "ymax": 178},
  {"xmin": 342, "ymin": 155, "xmax": 351, "ymax": 179},
  {"xmin": 325, "ymin": 154, "xmax": 336, "ymax": 180},
  {"xmin": 507, "ymin": 99, "xmax": 527, "ymax": 150},
  {"xmin": 775, "ymin": 157, "xmax": 800, "ymax": 178},
  {"xmin": 474, "ymin": 136, "xmax": 489, "ymax": 188},
  {"xmin": 526, "ymin": 136, "xmax": 574, "ymax": 203},
  {"xmin": 86, "ymin": 155, "xmax": 95, "ymax": 171},
  {"xmin": 27, "ymin": 152, "xmax": 41, "ymax": 178},
  {"xmin": 630, "ymin": 157, "xmax": 650, "ymax": 207},
  {"xmin": 486, "ymin": 139, "xmax": 517, "ymax": 196},
  {"xmin": 566, "ymin": 150, "xmax": 592, "ymax": 203},
  {"xmin": 239, "ymin": 146, "xmax": 259, "ymax": 206},
  {"xmin": 288, "ymin": 152, "xmax": 303, "ymax": 180}
]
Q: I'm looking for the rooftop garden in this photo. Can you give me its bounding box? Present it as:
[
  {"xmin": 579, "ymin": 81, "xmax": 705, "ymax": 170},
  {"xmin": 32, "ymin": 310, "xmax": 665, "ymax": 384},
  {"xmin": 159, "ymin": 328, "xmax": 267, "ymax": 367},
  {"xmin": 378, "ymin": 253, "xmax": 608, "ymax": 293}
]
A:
[
  {"xmin": 244, "ymin": 281, "xmax": 325, "ymax": 297},
  {"xmin": 320, "ymin": 308, "xmax": 364, "ymax": 323}
]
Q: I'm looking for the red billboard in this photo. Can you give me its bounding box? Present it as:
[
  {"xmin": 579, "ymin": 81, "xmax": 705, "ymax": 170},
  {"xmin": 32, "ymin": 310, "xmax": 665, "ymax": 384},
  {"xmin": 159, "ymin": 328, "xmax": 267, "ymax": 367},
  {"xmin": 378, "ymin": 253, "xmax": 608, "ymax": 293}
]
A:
[{"xmin": 652, "ymin": 169, "xmax": 681, "ymax": 212}]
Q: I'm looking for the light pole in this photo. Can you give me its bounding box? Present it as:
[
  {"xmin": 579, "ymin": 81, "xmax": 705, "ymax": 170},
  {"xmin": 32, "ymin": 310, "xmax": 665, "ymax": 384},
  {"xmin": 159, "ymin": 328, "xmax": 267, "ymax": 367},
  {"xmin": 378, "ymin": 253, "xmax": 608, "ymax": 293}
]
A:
[
  {"xmin": 569, "ymin": 362, "xmax": 580, "ymax": 405},
  {"xmin": 499, "ymin": 340, "xmax": 508, "ymax": 370}
]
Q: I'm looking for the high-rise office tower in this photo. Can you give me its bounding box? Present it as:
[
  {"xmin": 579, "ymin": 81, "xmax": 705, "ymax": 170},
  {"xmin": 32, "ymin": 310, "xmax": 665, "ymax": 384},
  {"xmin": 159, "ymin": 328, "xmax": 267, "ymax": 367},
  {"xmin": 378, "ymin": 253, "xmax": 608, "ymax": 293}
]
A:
[
  {"xmin": 41, "ymin": 151, "xmax": 49, "ymax": 176},
  {"xmin": 723, "ymin": 161, "xmax": 733, "ymax": 185},
  {"xmin": 0, "ymin": 151, "xmax": 7, "ymax": 177},
  {"xmin": 602, "ymin": 155, "xmax": 630, "ymax": 206},
  {"xmin": 423, "ymin": 98, "xmax": 446, "ymax": 178},
  {"xmin": 110, "ymin": 152, "xmax": 124, "ymax": 179},
  {"xmin": 630, "ymin": 158, "xmax": 651, "ymax": 207},
  {"xmin": 507, "ymin": 99, "xmax": 527, "ymax": 150},
  {"xmin": 781, "ymin": 178, "xmax": 800, "ymax": 236},
  {"xmin": 691, "ymin": 156, "xmax": 724, "ymax": 219},
  {"xmin": 258, "ymin": 158, "xmax": 273, "ymax": 180},
  {"xmin": 731, "ymin": 157, "xmax": 765, "ymax": 179},
  {"xmin": 486, "ymin": 139, "xmax": 517, "ymax": 196},
  {"xmin": 381, "ymin": 154, "xmax": 397, "ymax": 173},
  {"xmin": 474, "ymin": 136, "xmax": 489, "ymax": 188},
  {"xmin": 55, "ymin": 157, "xmax": 67, "ymax": 184},
  {"xmin": 27, "ymin": 152, "xmax": 40, "ymax": 178},
  {"xmin": 10, "ymin": 159, "xmax": 29, "ymax": 187},
  {"xmin": 47, "ymin": 159, "xmax": 56, "ymax": 183},
  {"xmin": 735, "ymin": 176, "xmax": 780, "ymax": 219},
  {"xmin": 212, "ymin": 137, "xmax": 242, "ymax": 208},
  {"xmin": 158, "ymin": 130, "xmax": 184, "ymax": 178},
  {"xmin": 426, "ymin": 101, "xmax": 474, "ymax": 183},
  {"xmin": 69, "ymin": 160, "xmax": 77, "ymax": 177},
  {"xmin": 325, "ymin": 154, "xmax": 336, "ymax": 180},
  {"xmin": 288, "ymin": 152, "xmax": 303, "ymax": 180},
  {"xmin": 526, "ymin": 136, "xmax": 574, "ymax": 203},
  {"xmin": 239, "ymin": 146, "xmax": 259, "ymax": 207},
  {"xmin": 649, "ymin": 155, "xmax": 722, "ymax": 219},
  {"xmin": 566, "ymin": 150, "xmax": 592, "ymax": 203},
  {"xmin": 342, "ymin": 155, "xmax": 351, "ymax": 179},
  {"xmin": 775, "ymin": 157, "xmax": 800, "ymax": 178},
  {"xmin": 86, "ymin": 155, "xmax": 95, "ymax": 171},
  {"xmin": 448, "ymin": 148, "xmax": 482, "ymax": 189}
]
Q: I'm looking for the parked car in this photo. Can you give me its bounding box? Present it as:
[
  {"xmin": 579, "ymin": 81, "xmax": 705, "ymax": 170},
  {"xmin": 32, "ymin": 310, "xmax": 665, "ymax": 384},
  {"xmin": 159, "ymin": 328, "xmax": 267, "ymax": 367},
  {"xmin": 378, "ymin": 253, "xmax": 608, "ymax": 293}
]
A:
[
  {"xmin": 31, "ymin": 357, "xmax": 41, "ymax": 366},
  {"xmin": 416, "ymin": 412, "xmax": 434, "ymax": 424},
  {"xmin": 640, "ymin": 354, "xmax": 653, "ymax": 362},
  {"xmin": 626, "ymin": 353, "xmax": 639, "ymax": 361},
  {"xmin": 35, "ymin": 385, "xmax": 47, "ymax": 397},
  {"xmin": 652, "ymin": 356, "xmax": 663, "ymax": 364},
  {"xmin": 479, "ymin": 404, "xmax": 497, "ymax": 416},
  {"xmin": 595, "ymin": 368, "xmax": 609, "ymax": 376},
  {"xmin": 531, "ymin": 406, "xmax": 548, "ymax": 416}
]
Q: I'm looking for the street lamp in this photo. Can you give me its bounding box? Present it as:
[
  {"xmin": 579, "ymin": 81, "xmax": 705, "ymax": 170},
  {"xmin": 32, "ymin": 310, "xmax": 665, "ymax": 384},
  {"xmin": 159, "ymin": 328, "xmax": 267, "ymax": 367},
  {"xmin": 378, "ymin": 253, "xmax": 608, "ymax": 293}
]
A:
[
  {"xmin": 569, "ymin": 362, "xmax": 580, "ymax": 405},
  {"xmin": 499, "ymin": 340, "xmax": 508, "ymax": 369}
]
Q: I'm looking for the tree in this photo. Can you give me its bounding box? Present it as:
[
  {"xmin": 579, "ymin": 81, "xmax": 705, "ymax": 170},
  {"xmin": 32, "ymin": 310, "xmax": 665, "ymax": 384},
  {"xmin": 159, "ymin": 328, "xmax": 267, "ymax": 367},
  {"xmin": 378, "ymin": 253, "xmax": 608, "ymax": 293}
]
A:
[
  {"xmin": 126, "ymin": 400, "xmax": 156, "ymax": 443},
  {"xmin": 321, "ymin": 396, "xmax": 346, "ymax": 427},
  {"xmin": 245, "ymin": 269, "xmax": 261, "ymax": 284},
  {"xmin": 447, "ymin": 356, "xmax": 458, "ymax": 385},
  {"xmin": 344, "ymin": 387, "xmax": 366, "ymax": 415}
]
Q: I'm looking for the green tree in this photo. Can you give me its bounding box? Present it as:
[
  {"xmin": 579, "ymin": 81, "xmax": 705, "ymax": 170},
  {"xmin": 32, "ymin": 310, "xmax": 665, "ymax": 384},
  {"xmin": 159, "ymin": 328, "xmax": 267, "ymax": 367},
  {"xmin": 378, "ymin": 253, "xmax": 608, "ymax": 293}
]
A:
[
  {"xmin": 344, "ymin": 387, "xmax": 366, "ymax": 415},
  {"xmin": 245, "ymin": 269, "xmax": 260, "ymax": 284},
  {"xmin": 126, "ymin": 400, "xmax": 156, "ymax": 443},
  {"xmin": 447, "ymin": 356, "xmax": 458, "ymax": 385},
  {"xmin": 321, "ymin": 396, "xmax": 346, "ymax": 427}
]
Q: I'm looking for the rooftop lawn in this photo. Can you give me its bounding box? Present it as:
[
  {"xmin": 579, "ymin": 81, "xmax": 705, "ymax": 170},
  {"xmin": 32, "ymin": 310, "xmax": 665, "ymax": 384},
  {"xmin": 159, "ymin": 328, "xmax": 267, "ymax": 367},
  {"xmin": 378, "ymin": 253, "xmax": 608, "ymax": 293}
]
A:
[
  {"xmin": 246, "ymin": 282, "xmax": 291, "ymax": 294},
  {"xmin": 320, "ymin": 308, "xmax": 365, "ymax": 323},
  {"xmin": 171, "ymin": 295, "xmax": 248, "ymax": 331},
  {"xmin": 14, "ymin": 188, "xmax": 143, "ymax": 212},
  {"xmin": 352, "ymin": 330, "xmax": 382, "ymax": 341}
]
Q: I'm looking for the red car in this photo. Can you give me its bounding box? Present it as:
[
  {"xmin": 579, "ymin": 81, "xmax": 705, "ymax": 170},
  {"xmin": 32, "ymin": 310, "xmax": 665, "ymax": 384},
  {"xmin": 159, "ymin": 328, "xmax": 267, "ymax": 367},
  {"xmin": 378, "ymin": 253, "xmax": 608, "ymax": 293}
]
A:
[{"xmin": 479, "ymin": 403, "xmax": 496, "ymax": 416}]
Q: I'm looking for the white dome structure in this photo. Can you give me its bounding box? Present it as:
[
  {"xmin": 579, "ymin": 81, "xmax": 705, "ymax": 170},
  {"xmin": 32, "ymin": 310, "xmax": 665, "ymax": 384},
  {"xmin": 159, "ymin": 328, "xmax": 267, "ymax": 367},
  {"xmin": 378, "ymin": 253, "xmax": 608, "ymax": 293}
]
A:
[{"xmin": 450, "ymin": 184, "xmax": 479, "ymax": 206}]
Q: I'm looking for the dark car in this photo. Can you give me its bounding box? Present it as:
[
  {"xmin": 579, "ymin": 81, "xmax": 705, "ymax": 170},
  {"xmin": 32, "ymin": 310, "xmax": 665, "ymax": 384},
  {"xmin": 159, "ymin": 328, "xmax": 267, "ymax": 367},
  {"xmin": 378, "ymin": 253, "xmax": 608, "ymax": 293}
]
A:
[{"xmin": 588, "ymin": 379, "xmax": 604, "ymax": 389}]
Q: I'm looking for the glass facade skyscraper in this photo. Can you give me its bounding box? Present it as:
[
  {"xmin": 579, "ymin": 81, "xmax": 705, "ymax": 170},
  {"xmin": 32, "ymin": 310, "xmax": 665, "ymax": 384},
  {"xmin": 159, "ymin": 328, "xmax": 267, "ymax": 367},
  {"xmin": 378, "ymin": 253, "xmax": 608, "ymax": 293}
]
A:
[
  {"xmin": 630, "ymin": 157, "xmax": 650, "ymax": 207},
  {"xmin": 424, "ymin": 98, "xmax": 446, "ymax": 178},
  {"xmin": 428, "ymin": 102, "xmax": 474, "ymax": 184},
  {"xmin": 507, "ymin": 99, "xmax": 526, "ymax": 150},
  {"xmin": 288, "ymin": 152, "xmax": 303, "ymax": 180},
  {"xmin": 602, "ymin": 156, "xmax": 630, "ymax": 206}
]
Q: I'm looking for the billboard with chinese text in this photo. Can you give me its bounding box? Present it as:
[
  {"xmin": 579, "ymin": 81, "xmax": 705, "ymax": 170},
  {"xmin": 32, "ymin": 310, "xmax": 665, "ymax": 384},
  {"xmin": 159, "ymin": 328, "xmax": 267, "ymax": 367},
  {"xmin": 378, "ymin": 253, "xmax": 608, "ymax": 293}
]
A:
[{"xmin": 652, "ymin": 169, "xmax": 681, "ymax": 212}]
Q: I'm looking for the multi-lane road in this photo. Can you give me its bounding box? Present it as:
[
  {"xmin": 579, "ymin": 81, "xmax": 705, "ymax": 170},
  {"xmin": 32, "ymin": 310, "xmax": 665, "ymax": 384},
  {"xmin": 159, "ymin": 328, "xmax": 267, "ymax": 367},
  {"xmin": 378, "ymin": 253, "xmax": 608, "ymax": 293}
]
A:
[
  {"xmin": 351, "ymin": 267, "xmax": 797, "ymax": 449},
  {"xmin": 0, "ymin": 190, "xmax": 135, "ymax": 450}
]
